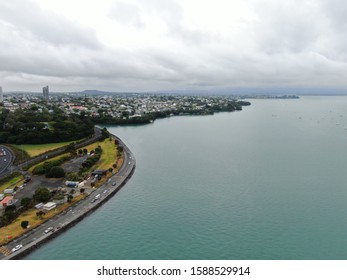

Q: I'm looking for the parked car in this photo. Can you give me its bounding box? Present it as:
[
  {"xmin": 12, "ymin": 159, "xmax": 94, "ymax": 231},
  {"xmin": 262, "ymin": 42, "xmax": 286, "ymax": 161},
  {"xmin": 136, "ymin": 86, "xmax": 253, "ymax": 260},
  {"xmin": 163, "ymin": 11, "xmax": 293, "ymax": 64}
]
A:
[{"xmin": 24, "ymin": 177, "xmax": 32, "ymax": 183}]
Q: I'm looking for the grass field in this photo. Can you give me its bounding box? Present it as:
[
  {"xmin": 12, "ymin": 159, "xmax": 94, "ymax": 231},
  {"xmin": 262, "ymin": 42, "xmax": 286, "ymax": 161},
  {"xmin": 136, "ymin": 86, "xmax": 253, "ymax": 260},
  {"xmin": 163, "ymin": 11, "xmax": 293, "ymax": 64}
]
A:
[
  {"xmin": 83, "ymin": 138, "xmax": 119, "ymax": 171},
  {"xmin": 12, "ymin": 140, "xmax": 83, "ymax": 158},
  {"xmin": 0, "ymin": 195, "xmax": 85, "ymax": 246}
]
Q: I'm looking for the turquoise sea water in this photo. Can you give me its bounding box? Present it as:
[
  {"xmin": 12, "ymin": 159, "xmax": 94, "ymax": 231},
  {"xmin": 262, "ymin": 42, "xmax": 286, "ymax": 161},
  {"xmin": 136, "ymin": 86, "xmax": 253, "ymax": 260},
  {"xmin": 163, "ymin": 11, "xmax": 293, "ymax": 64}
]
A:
[{"xmin": 26, "ymin": 96, "xmax": 347, "ymax": 260}]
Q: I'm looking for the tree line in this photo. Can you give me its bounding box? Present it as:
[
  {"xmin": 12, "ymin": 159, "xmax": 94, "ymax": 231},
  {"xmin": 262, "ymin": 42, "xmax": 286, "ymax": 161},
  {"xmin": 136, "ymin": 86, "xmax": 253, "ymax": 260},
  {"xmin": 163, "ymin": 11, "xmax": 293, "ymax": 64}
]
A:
[
  {"xmin": 90, "ymin": 100, "xmax": 251, "ymax": 125},
  {"xmin": 0, "ymin": 107, "xmax": 94, "ymax": 144}
]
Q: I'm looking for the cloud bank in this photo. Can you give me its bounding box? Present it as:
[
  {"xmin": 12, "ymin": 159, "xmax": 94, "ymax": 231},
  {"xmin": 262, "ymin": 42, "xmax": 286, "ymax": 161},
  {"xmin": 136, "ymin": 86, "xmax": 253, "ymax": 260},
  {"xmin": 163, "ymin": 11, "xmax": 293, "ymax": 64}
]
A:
[{"xmin": 1, "ymin": 0, "xmax": 347, "ymax": 92}]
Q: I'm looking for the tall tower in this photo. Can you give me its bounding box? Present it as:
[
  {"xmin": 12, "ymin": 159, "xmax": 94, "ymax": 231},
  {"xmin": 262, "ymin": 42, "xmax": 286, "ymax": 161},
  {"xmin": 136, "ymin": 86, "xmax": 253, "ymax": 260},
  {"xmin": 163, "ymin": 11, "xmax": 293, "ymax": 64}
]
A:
[
  {"xmin": 43, "ymin": 85, "xmax": 49, "ymax": 100},
  {"xmin": 0, "ymin": 86, "xmax": 3, "ymax": 102}
]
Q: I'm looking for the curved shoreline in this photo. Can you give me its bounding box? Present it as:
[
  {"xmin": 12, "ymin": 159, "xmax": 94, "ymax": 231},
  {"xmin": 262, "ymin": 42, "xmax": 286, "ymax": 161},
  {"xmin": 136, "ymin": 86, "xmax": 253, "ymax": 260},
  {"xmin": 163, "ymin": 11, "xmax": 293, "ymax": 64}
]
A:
[{"xmin": 2, "ymin": 134, "xmax": 136, "ymax": 260}]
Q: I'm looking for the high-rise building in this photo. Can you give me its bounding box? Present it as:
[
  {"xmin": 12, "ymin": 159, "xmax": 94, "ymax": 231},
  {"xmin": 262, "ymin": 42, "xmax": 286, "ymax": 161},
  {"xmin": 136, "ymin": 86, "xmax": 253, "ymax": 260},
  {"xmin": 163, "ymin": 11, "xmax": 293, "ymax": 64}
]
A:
[
  {"xmin": 0, "ymin": 86, "xmax": 3, "ymax": 102},
  {"xmin": 43, "ymin": 85, "xmax": 49, "ymax": 100}
]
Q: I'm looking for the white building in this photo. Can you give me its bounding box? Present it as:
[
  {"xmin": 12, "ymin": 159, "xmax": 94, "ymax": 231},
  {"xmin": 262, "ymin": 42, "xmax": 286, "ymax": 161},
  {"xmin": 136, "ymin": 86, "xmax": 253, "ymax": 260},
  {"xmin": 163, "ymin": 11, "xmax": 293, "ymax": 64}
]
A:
[
  {"xmin": 34, "ymin": 203, "xmax": 44, "ymax": 209},
  {"xmin": 43, "ymin": 202, "xmax": 56, "ymax": 211},
  {"xmin": 3, "ymin": 189, "xmax": 15, "ymax": 195}
]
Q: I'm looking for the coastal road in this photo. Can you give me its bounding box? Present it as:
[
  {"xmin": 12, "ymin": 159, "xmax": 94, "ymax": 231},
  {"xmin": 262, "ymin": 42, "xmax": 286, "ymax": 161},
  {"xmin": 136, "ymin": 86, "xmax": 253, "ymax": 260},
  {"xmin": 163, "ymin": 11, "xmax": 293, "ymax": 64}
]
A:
[
  {"xmin": 0, "ymin": 137, "xmax": 135, "ymax": 260},
  {"xmin": 0, "ymin": 145, "xmax": 14, "ymax": 178}
]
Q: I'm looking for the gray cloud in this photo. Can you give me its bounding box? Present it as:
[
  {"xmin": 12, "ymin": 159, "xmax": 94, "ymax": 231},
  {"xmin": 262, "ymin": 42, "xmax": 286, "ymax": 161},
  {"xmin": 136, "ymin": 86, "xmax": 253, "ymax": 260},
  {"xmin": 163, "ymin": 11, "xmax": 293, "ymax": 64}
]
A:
[
  {"xmin": 1, "ymin": 0, "xmax": 347, "ymax": 92},
  {"xmin": 250, "ymin": 1, "xmax": 323, "ymax": 54},
  {"xmin": 0, "ymin": 0, "xmax": 100, "ymax": 49}
]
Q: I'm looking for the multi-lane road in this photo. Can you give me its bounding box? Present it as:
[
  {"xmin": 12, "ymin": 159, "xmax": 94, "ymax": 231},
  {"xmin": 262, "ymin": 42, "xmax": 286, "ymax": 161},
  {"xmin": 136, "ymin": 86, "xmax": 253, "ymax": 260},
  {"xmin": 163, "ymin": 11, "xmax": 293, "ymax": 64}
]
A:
[
  {"xmin": 0, "ymin": 136, "xmax": 136, "ymax": 260},
  {"xmin": 0, "ymin": 145, "xmax": 14, "ymax": 178}
]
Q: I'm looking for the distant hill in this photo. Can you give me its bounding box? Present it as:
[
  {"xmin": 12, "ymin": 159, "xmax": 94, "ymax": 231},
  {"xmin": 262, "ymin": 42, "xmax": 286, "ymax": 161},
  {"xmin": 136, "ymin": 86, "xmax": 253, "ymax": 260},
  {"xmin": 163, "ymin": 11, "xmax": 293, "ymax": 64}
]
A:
[
  {"xmin": 81, "ymin": 89, "xmax": 113, "ymax": 95},
  {"xmin": 155, "ymin": 87, "xmax": 347, "ymax": 96}
]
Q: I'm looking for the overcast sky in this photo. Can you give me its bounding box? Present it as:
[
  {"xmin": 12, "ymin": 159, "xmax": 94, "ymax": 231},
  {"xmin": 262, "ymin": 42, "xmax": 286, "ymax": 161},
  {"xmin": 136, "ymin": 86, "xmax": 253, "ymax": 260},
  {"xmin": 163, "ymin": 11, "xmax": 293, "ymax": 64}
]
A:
[{"xmin": 1, "ymin": 0, "xmax": 347, "ymax": 92}]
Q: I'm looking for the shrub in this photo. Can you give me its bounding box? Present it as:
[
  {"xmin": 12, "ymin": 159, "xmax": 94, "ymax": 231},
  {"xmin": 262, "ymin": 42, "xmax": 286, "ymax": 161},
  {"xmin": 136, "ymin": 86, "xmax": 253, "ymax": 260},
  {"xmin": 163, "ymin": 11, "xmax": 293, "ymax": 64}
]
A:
[{"xmin": 21, "ymin": 221, "xmax": 29, "ymax": 229}]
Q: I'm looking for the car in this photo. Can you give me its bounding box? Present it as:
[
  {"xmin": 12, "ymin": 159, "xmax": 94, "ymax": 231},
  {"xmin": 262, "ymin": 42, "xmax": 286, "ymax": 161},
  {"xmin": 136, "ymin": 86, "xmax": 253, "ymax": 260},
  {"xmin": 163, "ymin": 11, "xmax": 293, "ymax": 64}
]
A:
[
  {"xmin": 11, "ymin": 244, "xmax": 23, "ymax": 253},
  {"xmin": 24, "ymin": 177, "xmax": 31, "ymax": 183},
  {"xmin": 44, "ymin": 227, "xmax": 54, "ymax": 234},
  {"xmin": 103, "ymin": 189, "xmax": 108, "ymax": 194},
  {"xmin": 112, "ymin": 182, "xmax": 116, "ymax": 186}
]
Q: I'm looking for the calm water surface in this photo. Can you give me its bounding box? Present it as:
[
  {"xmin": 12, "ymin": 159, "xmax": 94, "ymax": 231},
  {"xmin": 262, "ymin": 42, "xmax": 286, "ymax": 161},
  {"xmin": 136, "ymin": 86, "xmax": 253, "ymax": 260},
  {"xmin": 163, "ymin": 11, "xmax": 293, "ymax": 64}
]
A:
[{"xmin": 26, "ymin": 96, "xmax": 347, "ymax": 260}]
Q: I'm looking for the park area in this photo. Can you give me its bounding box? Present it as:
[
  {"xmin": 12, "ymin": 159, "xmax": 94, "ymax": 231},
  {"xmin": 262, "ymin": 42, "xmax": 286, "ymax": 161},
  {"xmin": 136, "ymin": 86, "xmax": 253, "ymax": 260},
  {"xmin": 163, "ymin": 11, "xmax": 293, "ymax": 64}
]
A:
[
  {"xmin": 0, "ymin": 133, "xmax": 123, "ymax": 245},
  {"xmin": 12, "ymin": 140, "xmax": 82, "ymax": 158}
]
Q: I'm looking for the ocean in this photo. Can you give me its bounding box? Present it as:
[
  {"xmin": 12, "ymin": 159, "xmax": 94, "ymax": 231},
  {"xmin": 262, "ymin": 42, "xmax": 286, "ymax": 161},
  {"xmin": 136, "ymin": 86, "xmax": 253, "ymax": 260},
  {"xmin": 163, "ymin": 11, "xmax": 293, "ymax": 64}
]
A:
[{"xmin": 25, "ymin": 96, "xmax": 347, "ymax": 260}]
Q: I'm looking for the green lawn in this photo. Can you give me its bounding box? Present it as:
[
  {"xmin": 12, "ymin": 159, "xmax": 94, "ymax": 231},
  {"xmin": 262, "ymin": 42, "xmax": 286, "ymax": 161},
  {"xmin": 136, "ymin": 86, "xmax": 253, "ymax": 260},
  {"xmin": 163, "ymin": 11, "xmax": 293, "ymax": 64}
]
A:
[
  {"xmin": 83, "ymin": 138, "xmax": 118, "ymax": 170},
  {"xmin": 12, "ymin": 140, "xmax": 82, "ymax": 158}
]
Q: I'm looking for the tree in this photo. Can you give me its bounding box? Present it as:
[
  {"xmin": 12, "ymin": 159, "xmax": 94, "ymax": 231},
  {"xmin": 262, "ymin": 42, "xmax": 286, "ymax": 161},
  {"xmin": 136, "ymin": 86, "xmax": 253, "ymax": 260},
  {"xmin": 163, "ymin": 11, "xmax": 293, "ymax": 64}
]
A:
[
  {"xmin": 1, "ymin": 211, "xmax": 16, "ymax": 225},
  {"xmin": 21, "ymin": 197, "xmax": 32, "ymax": 209},
  {"xmin": 80, "ymin": 188, "xmax": 85, "ymax": 195},
  {"xmin": 21, "ymin": 221, "xmax": 29, "ymax": 229},
  {"xmin": 36, "ymin": 210, "xmax": 46, "ymax": 219},
  {"xmin": 5, "ymin": 205, "xmax": 16, "ymax": 213},
  {"xmin": 46, "ymin": 166, "xmax": 65, "ymax": 178},
  {"xmin": 118, "ymin": 146, "xmax": 124, "ymax": 153},
  {"xmin": 83, "ymin": 148, "xmax": 88, "ymax": 154},
  {"xmin": 78, "ymin": 149, "xmax": 83, "ymax": 155},
  {"xmin": 32, "ymin": 165, "xmax": 46, "ymax": 175},
  {"xmin": 113, "ymin": 163, "xmax": 117, "ymax": 168},
  {"xmin": 66, "ymin": 172, "xmax": 80, "ymax": 181},
  {"xmin": 95, "ymin": 146, "xmax": 102, "ymax": 154},
  {"xmin": 108, "ymin": 167, "xmax": 113, "ymax": 173},
  {"xmin": 34, "ymin": 187, "xmax": 51, "ymax": 203},
  {"xmin": 64, "ymin": 143, "xmax": 76, "ymax": 155},
  {"xmin": 67, "ymin": 194, "xmax": 73, "ymax": 203},
  {"xmin": 101, "ymin": 127, "xmax": 110, "ymax": 140}
]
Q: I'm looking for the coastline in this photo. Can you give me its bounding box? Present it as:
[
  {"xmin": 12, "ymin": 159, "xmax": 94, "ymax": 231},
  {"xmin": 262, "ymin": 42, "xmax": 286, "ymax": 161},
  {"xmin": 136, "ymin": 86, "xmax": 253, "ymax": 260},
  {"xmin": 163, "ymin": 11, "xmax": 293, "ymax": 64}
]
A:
[{"xmin": 2, "ymin": 134, "xmax": 136, "ymax": 260}]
